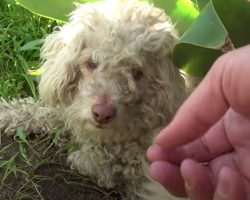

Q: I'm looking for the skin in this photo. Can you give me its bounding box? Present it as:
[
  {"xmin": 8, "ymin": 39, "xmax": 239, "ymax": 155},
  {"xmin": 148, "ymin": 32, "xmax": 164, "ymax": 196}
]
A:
[{"xmin": 147, "ymin": 45, "xmax": 250, "ymax": 200}]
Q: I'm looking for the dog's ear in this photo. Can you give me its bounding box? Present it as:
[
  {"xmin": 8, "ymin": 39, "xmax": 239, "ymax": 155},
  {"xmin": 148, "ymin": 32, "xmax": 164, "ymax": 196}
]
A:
[
  {"xmin": 144, "ymin": 20, "xmax": 187, "ymax": 117},
  {"xmin": 140, "ymin": 24, "xmax": 186, "ymax": 120},
  {"xmin": 141, "ymin": 25, "xmax": 178, "ymax": 58},
  {"xmin": 158, "ymin": 60, "xmax": 186, "ymax": 118},
  {"xmin": 39, "ymin": 25, "xmax": 85, "ymax": 106}
]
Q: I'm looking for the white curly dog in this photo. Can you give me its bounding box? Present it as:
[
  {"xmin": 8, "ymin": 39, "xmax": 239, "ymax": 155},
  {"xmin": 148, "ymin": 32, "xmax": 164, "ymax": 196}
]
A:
[{"xmin": 0, "ymin": 0, "xmax": 188, "ymax": 199}]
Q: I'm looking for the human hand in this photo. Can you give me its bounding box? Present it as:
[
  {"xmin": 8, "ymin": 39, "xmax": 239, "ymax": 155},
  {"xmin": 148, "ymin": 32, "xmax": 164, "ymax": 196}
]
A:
[{"xmin": 147, "ymin": 45, "xmax": 250, "ymax": 200}]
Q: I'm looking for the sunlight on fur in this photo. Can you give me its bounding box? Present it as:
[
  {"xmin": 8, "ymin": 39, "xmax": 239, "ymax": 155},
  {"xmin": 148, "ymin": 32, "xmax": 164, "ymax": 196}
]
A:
[{"xmin": 0, "ymin": 0, "xmax": 188, "ymax": 199}]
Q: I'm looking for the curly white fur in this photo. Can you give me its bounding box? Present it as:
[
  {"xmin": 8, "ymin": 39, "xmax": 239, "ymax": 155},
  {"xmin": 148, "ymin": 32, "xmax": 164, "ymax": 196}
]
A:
[{"xmin": 0, "ymin": 1, "xmax": 188, "ymax": 199}]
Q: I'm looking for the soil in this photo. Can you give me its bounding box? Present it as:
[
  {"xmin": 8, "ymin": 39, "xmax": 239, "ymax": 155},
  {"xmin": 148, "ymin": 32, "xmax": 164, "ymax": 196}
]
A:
[{"xmin": 0, "ymin": 133, "xmax": 121, "ymax": 200}]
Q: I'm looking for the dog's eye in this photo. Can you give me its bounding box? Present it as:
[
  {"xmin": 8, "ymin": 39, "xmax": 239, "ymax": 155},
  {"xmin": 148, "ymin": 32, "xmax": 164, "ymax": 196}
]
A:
[
  {"xmin": 87, "ymin": 58, "xmax": 98, "ymax": 71},
  {"xmin": 132, "ymin": 69, "xmax": 143, "ymax": 80}
]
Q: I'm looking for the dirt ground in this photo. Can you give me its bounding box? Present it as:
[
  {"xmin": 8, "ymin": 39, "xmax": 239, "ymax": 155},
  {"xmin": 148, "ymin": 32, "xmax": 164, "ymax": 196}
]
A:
[{"xmin": 0, "ymin": 132, "xmax": 121, "ymax": 200}]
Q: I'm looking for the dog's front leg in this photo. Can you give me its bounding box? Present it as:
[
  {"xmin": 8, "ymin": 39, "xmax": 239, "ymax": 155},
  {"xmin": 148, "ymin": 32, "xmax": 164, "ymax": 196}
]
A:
[
  {"xmin": 68, "ymin": 145, "xmax": 120, "ymax": 188},
  {"xmin": 0, "ymin": 98, "xmax": 64, "ymax": 137}
]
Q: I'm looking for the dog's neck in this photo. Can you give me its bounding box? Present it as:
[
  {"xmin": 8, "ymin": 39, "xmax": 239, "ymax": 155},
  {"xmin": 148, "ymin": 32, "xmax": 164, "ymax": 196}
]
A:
[{"xmin": 70, "ymin": 124, "xmax": 157, "ymax": 152}]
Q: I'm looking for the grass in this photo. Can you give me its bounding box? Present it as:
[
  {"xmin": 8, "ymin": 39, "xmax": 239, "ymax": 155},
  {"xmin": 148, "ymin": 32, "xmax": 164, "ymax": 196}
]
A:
[
  {"xmin": 0, "ymin": 3, "xmax": 57, "ymax": 197},
  {"xmin": 0, "ymin": 129, "xmax": 120, "ymax": 199},
  {"xmin": 0, "ymin": 126, "xmax": 109, "ymax": 200},
  {"xmin": 0, "ymin": 1, "xmax": 121, "ymax": 199},
  {"xmin": 0, "ymin": 0, "xmax": 56, "ymax": 99}
]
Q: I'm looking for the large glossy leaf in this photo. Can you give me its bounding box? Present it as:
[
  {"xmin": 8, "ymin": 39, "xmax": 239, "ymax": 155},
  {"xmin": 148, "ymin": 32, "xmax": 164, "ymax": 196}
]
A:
[
  {"xmin": 173, "ymin": 0, "xmax": 250, "ymax": 76},
  {"xmin": 174, "ymin": 44, "xmax": 222, "ymax": 76},
  {"xmin": 213, "ymin": 0, "xmax": 250, "ymax": 48},
  {"xmin": 16, "ymin": 0, "xmax": 199, "ymax": 33},
  {"xmin": 151, "ymin": 0, "xmax": 199, "ymax": 34},
  {"xmin": 177, "ymin": 2, "xmax": 227, "ymax": 49},
  {"xmin": 16, "ymin": 0, "xmax": 101, "ymax": 22},
  {"xmin": 188, "ymin": 0, "xmax": 209, "ymax": 10},
  {"xmin": 196, "ymin": 0, "xmax": 209, "ymax": 10},
  {"xmin": 173, "ymin": 2, "xmax": 227, "ymax": 76}
]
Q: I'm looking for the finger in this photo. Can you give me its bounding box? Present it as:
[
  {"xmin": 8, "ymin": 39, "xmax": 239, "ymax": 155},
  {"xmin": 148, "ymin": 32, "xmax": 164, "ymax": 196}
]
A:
[
  {"xmin": 150, "ymin": 161, "xmax": 186, "ymax": 197},
  {"xmin": 147, "ymin": 145, "xmax": 181, "ymax": 163},
  {"xmin": 164, "ymin": 109, "xmax": 250, "ymax": 169},
  {"xmin": 213, "ymin": 167, "xmax": 246, "ymax": 200},
  {"xmin": 223, "ymin": 109, "xmax": 250, "ymax": 178},
  {"xmin": 181, "ymin": 159, "xmax": 214, "ymax": 200},
  {"xmin": 147, "ymin": 145, "xmax": 167, "ymax": 162},
  {"xmin": 156, "ymin": 45, "xmax": 250, "ymax": 150},
  {"xmin": 148, "ymin": 115, "xmax": 233, "ymax": 164}
]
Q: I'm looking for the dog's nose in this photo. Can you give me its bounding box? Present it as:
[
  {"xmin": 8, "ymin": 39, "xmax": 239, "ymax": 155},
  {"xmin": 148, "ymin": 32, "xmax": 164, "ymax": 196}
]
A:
[{"xmin": 91, "ymin": 103, "xmax": 117, "ymax": 124}]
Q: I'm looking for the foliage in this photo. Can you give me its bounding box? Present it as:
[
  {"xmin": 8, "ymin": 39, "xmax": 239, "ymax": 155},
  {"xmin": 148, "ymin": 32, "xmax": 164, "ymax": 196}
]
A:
[
  {"xmin": 0, "ymin": 0, "xmax": 56, "ymax": 99},
  {"xmin": 15, "ymin": 0, "xmax": 250, "ymax": 77},
  {"xmin": 173, "ymin": 0, "xmax": 250, "ymax": 76}
]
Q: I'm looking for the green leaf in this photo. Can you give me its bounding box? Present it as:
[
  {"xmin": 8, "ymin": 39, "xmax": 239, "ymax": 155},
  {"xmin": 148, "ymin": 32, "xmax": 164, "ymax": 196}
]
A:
[
  {"xmin": 172, "ymin": 1, "xmax": 227, "ymax": 76},
  {"xmin": 17, "ymin": 55, "xmax": 38, "ymax": 100},
  {"xmin": 17, "ymin": 0, "xmax": 199, "ymax": 34},
  {"xmin": 67, "ymin": 144, "xmax": 80, "ymax": 154},
  {"xmin": 16, "ymin": 0, "xmax": 73, "ymax": 22},
  {"xmin": 151, "ymin": 0, "xmax": 199, "ymax": 34},
  {"xmin": 190, "ymin": 0, "xmax": 198, "ymax": 6},
  {"xmin": 20, "ymin": 39, "xmax": 43, "ymax": 51},
  {"xmin": 16, "ymin": 0, "xmax": 102, "ymax": 22},
  {"xmin": 179, "ymin": 2, "xmax": 227, "ymax": 49},
  {"xmin": 173, "ymin": 0, "xmax": 250, "ymax": 76},
  {"xmin": 15, "ymin": 128, "xmax": 29, "ymax": 145},
  {"xmin": 173, "ymin": 44, "xmax": 222, "ymax": 76},
  {"xmin": 213, "ymin": 0, "xmax": 250, "ymax": 48},
  {"xmin": 26, "ymin": 61, "xmax": 40, "ymax": 69},
  {"xmin": 197, "ymin": 0, "xmax": 209, "ymax": 10}
]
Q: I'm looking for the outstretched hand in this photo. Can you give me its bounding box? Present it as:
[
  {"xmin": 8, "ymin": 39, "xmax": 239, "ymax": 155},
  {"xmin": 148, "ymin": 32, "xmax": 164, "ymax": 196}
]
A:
[{"xmin": 148, "ymin": 45, "xmax": 250, "ymax": 200}]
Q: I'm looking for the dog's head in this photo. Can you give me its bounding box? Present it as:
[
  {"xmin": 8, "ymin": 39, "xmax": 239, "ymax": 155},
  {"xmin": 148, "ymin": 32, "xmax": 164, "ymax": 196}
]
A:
[{"xmin": 39, "ymin": 0, "xmax": 186, "ymax": 142}]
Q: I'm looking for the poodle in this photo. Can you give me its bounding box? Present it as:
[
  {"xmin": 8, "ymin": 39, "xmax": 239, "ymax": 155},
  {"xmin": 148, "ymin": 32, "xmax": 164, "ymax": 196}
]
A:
[{"xmin": 0, "ymin": 0, "xmax": 188, "ymax": 199}]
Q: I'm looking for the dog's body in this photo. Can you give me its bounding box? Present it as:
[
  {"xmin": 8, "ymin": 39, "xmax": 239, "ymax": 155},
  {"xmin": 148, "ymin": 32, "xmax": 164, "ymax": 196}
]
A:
[{"xmin": 0, "ymin": 1, "xmax": 187, "ymax": 199}]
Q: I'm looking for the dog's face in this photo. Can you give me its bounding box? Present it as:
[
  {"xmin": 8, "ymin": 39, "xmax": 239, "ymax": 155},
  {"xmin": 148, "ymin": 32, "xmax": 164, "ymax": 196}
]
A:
[{"xmin": 39, "ymin": 0, "xmax": 186, "ymax": 142}]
